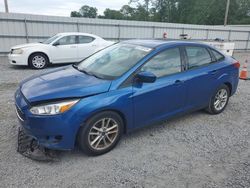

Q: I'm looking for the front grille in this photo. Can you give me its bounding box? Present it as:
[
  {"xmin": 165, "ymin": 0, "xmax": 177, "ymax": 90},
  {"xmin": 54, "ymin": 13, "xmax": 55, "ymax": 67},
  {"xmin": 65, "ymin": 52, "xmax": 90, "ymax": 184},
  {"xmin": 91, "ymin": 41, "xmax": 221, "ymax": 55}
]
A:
[{"xmin": 16, "ymin": 105, "xmax": 25, "ymax": 121}]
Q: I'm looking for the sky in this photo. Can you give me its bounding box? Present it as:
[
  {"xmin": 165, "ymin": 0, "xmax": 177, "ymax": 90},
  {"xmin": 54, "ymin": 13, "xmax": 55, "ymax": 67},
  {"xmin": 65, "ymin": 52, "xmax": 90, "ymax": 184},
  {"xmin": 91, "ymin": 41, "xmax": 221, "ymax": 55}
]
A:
[{"xmin": 0, "ymin": 0, "xmax": 127, "ymax": 16}]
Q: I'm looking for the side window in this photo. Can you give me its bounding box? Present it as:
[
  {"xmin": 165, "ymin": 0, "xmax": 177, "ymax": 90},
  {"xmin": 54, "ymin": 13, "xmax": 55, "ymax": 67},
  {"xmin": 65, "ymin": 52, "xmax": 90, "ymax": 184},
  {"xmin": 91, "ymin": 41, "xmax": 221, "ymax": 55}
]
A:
[
  {"xmin": 186, "ymin": 46, "xmax": 212, "ymax": 69},
  {"xmin": 78, "ymin": 36, "xmax": 95, "ymax": 44},
  {"xmin": 211, "ymin": 49, "xmax": 224, "ymax": 61},
  {"xmin": 57, "ymin": 36, "xmax": 76, "ymax": 45},
  {"xmin": 141, "ymin": 48, "xmax": 182, "ymax": 78}
]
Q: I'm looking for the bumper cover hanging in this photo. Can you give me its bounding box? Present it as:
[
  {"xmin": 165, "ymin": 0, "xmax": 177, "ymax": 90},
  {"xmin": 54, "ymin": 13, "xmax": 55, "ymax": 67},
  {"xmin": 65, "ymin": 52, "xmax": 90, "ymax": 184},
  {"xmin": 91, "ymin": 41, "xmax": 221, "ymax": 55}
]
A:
[{"xmin": 17, "ymin": 127, "xmax": 58, "ymax": 161}]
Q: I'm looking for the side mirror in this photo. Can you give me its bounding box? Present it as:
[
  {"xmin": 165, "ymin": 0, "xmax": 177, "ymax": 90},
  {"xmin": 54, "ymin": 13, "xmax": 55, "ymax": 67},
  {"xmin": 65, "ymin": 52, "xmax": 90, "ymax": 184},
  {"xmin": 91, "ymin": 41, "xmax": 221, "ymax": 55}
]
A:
[
  {"xmin": 53, "ymin": 42, "xmax": 59, "ymax": 46},
  {"xmin": 136, "ymin": 71, "xmax": 157, "ymax": 83}
]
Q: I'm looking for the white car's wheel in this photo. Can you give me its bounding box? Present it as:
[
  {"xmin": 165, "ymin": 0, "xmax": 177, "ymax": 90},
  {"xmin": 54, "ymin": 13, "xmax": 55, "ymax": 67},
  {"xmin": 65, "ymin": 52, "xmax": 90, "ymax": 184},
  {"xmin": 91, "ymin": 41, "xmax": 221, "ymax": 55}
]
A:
[{"xmin": 29, "ymin": 53, "xmax": 49, "ymax": 69}]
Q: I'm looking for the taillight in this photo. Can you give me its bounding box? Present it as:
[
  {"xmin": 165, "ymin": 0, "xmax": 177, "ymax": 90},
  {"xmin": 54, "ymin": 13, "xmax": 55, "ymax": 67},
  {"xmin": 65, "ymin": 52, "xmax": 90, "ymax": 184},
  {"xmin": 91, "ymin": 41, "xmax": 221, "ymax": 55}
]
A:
[{"xmin": 233, "ymin": 61, "xmax": 240, "ymax": 68}]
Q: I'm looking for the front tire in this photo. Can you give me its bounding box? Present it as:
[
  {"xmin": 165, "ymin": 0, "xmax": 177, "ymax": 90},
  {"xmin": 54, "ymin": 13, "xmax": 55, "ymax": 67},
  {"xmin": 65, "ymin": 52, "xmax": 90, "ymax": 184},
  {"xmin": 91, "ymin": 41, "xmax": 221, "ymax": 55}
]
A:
[
  {"xmin": 28, "ymin": 53, "xmax": 49, "ymax": 69},
  {"xmin": 207, "ymin": 84, "xmax": 230, "ymax": 114},
  {"xmin": 77, "ymin": 111, "xmax": 123, "ymax": 156}
]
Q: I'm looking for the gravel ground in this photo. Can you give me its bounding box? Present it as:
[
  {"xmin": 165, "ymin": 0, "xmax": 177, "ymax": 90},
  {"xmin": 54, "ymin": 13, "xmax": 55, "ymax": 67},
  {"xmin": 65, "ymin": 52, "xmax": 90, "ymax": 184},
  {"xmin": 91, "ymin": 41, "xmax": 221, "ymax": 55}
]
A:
[{"xmin": 0, "ymin": 52, "xmax": 249, "ymax": 188}]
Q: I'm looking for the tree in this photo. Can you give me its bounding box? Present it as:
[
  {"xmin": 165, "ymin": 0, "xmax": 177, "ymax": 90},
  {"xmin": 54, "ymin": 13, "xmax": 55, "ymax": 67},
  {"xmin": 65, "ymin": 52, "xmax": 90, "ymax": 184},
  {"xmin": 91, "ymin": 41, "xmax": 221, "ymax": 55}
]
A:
[
  {"xmin": 130, "ymin": 0, "xmax": 151, "ymax": 20},
  {"xmin": 133, "ymin": 5, "xmax": 149, "ymax": 21},
  {"xmin": 79, "ymin": 5, "xmax": 98, "ymax": 18},
  {"xmin": 150, "ymin": 0, "xmax": 178, "ymax": 22},
  {"xmin": 71, "ymin": 1, "xmax": 250, "ymax": 24},
  {"xmin": 70, "ymin": 11, "xmax": 81, "ymax": 17},
  {"xmin": 120, "ymin": 5, "xmax": 136, "ymax": 19},
  {"xmin": 70, "ymin": 5, "xmax": 97, "ymax": 18},
  {"xmin": 102, "ymin": 9, "xmax": 124, "ymax": 19},
  {"xmin": 232, "ymin": 0, "xmax": 250, "ymax": 24}
]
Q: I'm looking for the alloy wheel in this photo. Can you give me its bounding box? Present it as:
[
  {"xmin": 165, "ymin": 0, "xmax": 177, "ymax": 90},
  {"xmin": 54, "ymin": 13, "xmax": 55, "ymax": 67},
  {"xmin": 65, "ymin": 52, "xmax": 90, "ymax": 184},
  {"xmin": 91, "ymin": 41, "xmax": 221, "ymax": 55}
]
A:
[
  {"xmin": 88, "ymin": 118, "xmax": 119, "ymax": 151},
  {"xmin": 214, "ymin": 88, "xmax": 228, "ymax": 111}
]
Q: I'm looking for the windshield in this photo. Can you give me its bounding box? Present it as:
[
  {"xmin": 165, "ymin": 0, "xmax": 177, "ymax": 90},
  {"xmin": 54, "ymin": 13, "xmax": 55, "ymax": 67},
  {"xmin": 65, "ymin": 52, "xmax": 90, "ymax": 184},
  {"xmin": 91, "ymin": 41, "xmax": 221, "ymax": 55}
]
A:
[
  {"xmin": 77, "ymin": 43, "xmax": 152, "ymax": 80},
  {"xmin": 42, "ymin": 34, "xmax": 61, "ymax": 44}
]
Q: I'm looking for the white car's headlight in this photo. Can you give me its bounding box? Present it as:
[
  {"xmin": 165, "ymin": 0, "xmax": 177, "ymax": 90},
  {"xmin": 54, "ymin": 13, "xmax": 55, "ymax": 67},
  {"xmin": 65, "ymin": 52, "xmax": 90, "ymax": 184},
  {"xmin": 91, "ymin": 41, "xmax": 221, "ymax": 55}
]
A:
[
  {"xmin": 12, "ymin": 48, "xmax": 23, "ymax": 54},
  {"xmin": 30, "ymin": 99, "xmax": 79, "ymax": 115}
]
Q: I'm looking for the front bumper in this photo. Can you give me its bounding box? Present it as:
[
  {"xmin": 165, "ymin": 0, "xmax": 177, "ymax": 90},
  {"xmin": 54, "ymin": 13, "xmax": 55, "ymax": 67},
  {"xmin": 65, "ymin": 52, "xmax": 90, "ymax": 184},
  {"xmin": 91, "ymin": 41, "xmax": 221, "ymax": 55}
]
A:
[
  {"xmin": 15, "ymin": 89, "xmax": 82, "ymax": 150},
  {"xmin": 17, "ymin": 127, "xmax": 58, "ymax": 161},
  {"xmin": 8, "ymin": 53, "xmax": 28, "ymax": 65}
]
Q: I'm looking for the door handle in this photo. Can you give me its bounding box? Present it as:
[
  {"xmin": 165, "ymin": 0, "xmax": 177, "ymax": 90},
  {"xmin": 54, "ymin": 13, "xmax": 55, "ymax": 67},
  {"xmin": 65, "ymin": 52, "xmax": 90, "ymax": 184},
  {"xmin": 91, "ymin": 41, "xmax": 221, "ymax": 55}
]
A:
[
  {"xmin": 174, "ymin": 80, "xmax": 184, "ymax": 85},
  {"xmin": 209, "ymin": 70, "xmax": 218, "ymax": 75},
  {"xmin": 70, "ymin": 46, "xmax": 77, "ymax": 48}
]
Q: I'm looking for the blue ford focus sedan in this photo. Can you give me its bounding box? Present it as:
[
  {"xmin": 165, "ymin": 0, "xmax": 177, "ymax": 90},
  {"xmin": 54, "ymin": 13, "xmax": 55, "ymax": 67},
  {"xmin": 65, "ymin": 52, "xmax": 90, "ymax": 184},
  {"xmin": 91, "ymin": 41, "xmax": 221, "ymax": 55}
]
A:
[{"xmin": 15, "ymin": 40, "xmax": 239, "ymax": 155}]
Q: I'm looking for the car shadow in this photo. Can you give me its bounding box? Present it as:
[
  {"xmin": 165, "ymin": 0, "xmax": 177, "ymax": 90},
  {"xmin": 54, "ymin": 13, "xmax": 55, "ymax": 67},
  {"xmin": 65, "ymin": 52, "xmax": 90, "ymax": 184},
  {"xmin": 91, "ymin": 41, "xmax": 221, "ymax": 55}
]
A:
[
  {"xmin": 55, "ymin": 110, "xmax": 209, "ymax": 161},
  {"xmin": 8, "ymin": 63, "xmax": 72, "ymax": 70}
]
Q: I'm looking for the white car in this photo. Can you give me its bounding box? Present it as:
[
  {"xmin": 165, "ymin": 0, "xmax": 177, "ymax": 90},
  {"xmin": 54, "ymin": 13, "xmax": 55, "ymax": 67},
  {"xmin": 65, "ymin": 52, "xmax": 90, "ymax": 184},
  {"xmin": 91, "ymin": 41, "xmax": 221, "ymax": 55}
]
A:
[{"xmin": 8, "ymin": 32, "xmax": 114, "ymax": 69}]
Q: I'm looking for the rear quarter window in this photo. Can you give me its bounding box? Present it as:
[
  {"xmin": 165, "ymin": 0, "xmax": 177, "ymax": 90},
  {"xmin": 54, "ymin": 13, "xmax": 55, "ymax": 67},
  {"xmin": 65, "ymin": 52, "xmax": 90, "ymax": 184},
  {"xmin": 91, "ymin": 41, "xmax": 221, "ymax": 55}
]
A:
[
  {"xmin": 211, "ymin": 49, "xmax": 225, "ymax": 61},
  {"xmin": 79, "ymin": 36, "xmax": 95, "ymax": 44},
  {"xmin": 185, "ymin": 46, "xmax": 213, "ymax": 69}
]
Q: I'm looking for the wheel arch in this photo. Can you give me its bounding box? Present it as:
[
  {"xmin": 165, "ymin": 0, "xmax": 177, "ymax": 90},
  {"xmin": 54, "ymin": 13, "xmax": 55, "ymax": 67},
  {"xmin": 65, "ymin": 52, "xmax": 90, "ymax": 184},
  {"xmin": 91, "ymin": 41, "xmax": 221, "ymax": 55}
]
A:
[
  {"xmin": 74, "ymin": 108, "xmax": 128, "ymax": 148},
  {"xmin": 28, "ymin": 51, "xmax": 50, "ymax": 65},
  {"xmin": 216, "ymin": 73, "xmax": 233, "ymax": 96},
  {"xmin": 81, "ymin": 108, "xmax": 128, "ymax": 134},
  {"xmin": 224, "ymin": 82, "xmax": 232, "ymax": 96}
]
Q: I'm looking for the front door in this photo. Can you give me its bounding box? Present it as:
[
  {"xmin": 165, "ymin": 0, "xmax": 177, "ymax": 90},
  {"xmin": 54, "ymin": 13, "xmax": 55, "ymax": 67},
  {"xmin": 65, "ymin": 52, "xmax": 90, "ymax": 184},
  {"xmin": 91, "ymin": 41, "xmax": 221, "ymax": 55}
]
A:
[
  {"xmin": 133, "ymin": 47, "xmax": 187, "ymax": 128},
  {"xmin": 51, "ymin": 35, "xmax": 78, "ymax": 63}
]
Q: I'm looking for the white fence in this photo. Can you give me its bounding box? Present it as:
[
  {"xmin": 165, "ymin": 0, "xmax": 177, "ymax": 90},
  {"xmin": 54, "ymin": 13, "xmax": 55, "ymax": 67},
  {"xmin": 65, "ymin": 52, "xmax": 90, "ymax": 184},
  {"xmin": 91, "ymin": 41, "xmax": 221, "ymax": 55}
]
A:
[{"xmin": 0, "ymin": 12, "xmax": 250, "ymax": 55}]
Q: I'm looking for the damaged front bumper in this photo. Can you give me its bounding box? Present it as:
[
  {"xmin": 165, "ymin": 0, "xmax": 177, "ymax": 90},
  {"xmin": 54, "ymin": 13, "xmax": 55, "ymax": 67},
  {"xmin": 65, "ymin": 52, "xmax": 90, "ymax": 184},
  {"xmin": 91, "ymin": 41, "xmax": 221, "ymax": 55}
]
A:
[{"xmin": 17, "ymin": 127, "xmax": 58, "ymax": 161}]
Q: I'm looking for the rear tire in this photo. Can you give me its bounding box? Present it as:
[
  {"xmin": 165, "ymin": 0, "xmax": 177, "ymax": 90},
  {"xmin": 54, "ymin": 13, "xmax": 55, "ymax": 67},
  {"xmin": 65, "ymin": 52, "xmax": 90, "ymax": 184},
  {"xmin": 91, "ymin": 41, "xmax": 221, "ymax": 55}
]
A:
[
  {"xmin": 28, "ymin": 53, "xmax": 49, "ymax": 69},
  {"xmin": 77, "ymin": 111, "xmax": 123, "ymax": 156},
  {"xmin": 206, "ymin": 84, "xmax": 230, "ymax": 114}
]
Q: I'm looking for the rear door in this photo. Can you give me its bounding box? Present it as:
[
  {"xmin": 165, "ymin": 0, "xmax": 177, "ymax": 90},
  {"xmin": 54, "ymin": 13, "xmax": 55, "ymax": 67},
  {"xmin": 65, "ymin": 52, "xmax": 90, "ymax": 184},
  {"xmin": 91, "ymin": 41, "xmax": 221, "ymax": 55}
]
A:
[
  {"xmin": 183, "ymin": 45, "xmax": 224, "ymax": 109},
  {"xmin": 133, "ymin": 47, "xmax": 188, "ymax": 128},
  {"xmin": 51, "ymin": 35, "xmax": 78, "ymax": 63},
  {"xmin": 77, "ymin": 35, "xmax": 97, "ymax": 61}
]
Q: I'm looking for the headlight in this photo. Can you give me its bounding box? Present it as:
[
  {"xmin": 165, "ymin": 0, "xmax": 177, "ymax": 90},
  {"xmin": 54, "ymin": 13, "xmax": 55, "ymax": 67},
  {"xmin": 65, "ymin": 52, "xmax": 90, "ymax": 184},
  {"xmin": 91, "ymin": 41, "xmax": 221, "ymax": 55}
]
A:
[
  {"xmin": 12, "ymin": 48, "xmax": 23, "ymax": 54},
  {"xmin": 30, "ymin": 99, "xmax": 79, "ymax": 115}
]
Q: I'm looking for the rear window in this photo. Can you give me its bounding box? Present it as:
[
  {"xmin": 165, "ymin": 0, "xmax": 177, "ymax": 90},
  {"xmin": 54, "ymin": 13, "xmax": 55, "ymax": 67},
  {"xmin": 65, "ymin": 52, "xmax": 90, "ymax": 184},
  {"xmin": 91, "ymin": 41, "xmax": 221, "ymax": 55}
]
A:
[
  {"xmin": 78, "ymin": 36, "xmax": 95, "ymax": 44},
  {"xmin": 211, "ymin": 49, "xmax": 224, "ymax": 61},
  {"xmin": 186, "ymin": 46, "xmax": 212, "ymax": 69}
]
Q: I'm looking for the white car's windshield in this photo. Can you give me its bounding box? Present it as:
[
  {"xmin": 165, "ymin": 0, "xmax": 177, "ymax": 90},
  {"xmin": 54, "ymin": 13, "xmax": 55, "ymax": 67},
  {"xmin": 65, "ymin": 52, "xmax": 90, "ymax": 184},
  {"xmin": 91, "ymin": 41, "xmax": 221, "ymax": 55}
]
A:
[
  {"xmin": 77, "ymin": 43, "xmax": 152, "ymax": 80},
  {"xmin": 42, "ymin": 35, "xmax": 61, "ymax": 44}
]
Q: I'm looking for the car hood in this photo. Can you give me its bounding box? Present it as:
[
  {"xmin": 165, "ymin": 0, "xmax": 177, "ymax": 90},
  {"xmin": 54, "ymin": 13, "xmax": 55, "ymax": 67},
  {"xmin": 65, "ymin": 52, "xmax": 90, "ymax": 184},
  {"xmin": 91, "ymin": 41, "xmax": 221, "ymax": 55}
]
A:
[
  {"xmin": 11, "ymin": 43, "xmax": 47, "ymax": 49},
  {"xmin": 20, "ymin": 66, "xmax": 112, "ymax": 103}
]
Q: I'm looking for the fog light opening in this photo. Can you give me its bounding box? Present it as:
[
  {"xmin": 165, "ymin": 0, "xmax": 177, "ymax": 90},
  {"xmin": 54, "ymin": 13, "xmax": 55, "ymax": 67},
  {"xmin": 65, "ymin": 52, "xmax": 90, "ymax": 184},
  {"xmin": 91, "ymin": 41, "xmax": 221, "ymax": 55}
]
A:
[{"xmin": 55, "ymin": 135, "xmax": 62, "ymax": 141}]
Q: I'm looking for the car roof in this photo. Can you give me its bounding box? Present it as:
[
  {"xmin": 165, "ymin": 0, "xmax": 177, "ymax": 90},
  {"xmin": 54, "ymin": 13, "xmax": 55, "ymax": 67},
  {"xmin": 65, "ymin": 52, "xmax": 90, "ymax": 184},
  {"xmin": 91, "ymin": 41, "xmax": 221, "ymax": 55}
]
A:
[
  {"xmin": 123, "ymin": 39, "xmax": 209, "ymax": 49},
  {"xmin": 57, "ymin": 32, "xmax": 101, "ymax": 38}
]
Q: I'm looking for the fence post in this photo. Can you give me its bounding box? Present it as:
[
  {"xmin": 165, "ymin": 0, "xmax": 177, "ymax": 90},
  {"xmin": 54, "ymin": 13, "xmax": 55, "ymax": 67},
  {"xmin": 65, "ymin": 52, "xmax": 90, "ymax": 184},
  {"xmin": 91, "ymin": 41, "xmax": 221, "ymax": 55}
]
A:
[
  {"xmin": 76, "ymin": 22, "xmax": 80, "ymax": 32},
  {"xmin": 206, "ymin": 29, "xmax": 209, "ymax": 40},
  {"xmin": 245, "ymin": 31, "xmax": 250, "ymax": 51},
  {"xmin": 228, "ymin": 30, "xmax": 231, "ymax": 41},
  {"xmin": 152, "ymin": 26, "xmax": 155, "ymax": 39},
  {"xmin": 117, "ymin": 24, "xmax": 120, "ymax": 41},
  {"xmin": 24, "ymin": 19, "xmax": 29, "ymax": 43},
  {"xmin": 182, "ymin": 27, "xmax": 185, "ymax": 35}
]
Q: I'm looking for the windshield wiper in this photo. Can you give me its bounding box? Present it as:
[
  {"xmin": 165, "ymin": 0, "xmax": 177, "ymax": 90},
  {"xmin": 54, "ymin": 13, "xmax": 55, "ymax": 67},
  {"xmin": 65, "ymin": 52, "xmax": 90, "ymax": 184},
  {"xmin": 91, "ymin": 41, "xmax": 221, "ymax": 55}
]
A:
[
  {"xmin": 87, "ymin": 71, "xmax": 103, "ymax": 79},
  {"xmin": 73, "ymin": 65, "xmax": 103, "ymax": 79},
  {"xmin": 72, "ymin": 64, "xmax": 78, "ymax": 70},
  {"xmin": 79, "ymin": 68, "xmax": 91, "ymax": 75}
]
